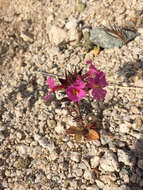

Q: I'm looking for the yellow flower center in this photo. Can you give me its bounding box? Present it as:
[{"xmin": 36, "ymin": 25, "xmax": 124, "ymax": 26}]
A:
[
  {"xmin": 73, "ymin": 89, "xmax": 79, "ymax": 96},
  {"xmin": 49, "ymin": 88, "xmax": 53, "ymax": 92},
  {"xmin": 94, "ymin": 84, "xmax": 99, "ymax": 89}
]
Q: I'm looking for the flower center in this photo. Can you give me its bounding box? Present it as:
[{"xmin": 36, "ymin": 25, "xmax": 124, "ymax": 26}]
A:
[
  {"xmin": 73, "ymin": 89, "xmax": 79, "ymax": 96},
  {"xmin": 49, "ymin": 88, "xmax": 53, "ymax": 92},
  {"xmin": 94, "ymin": 84, "xmax": 99, "ymax": 89}
]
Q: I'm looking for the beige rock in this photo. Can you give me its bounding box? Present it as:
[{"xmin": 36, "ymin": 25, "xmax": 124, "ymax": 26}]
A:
[{"xmin": 48, "ymin": 25, "xmax": 67, "ymax": 45}]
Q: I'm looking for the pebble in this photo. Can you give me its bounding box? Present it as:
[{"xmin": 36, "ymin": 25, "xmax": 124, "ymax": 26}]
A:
[
  {"xmin": 119, "ymin": 124, "xmax": 129, "ymax": 133},
  {"xmin": 117, "ymin": 149, "xmax": 130, "ymax": 165},
  {"xmin": 0, "ymin": 131, "xmax": 5, "ymax": 140},
  {"xmin": 86, "ymin": 185, "xmax": 99, "ymax": 190},
  {"xmin": 100, "ymin": 150, "xmax": 119, "ymax": 172},
  {"xmin": 16, "ymin": 145, "xmax": 28, "ymax": 155},
  {"xmin": 48, "ymin": 25, "xmax": 67, "ymax": 45},
  {"xmin": 140, "ymin": 179, "xmax": 143, "ymax": 187},
  {"xmin": 67, "ymin": 141, "xmax": 74, "ymax": 149},
  {"xmin": 90, "ymin": 156, "xmax": 100, "ymax": 168},
  {"xmin": 100, "ymin": 130, "xmax": 111, "ymax": 145},
  {"xmin": 49, "ymin": 151, "xmax": 58, "ymax": 161},
  {"xmin": 38, "ymin": 137, "xmax": 49, "ymax": 148},
  {"xmin": 137, "ymin": 159, "xmax": 143, "ymax": 170},
  {"xmin": 130, "ymin": 131, "xmax": 142, "ymax": 139},
  {"xmin": 118, "ymin": 185, "xmax": 131, "ymax": 190},
  {"xmin": 95, "ymin": 179, "xmax": 105, "ymax": 189},
  {"xmin": 83, "ymin": 170, "xmax": 92, "ymax": 180},
  {"xmin": 55, "ymin": 122, "xmax": 65, "ymax": 134},
  {"xmin": 73, "ymin": 168, "xmax": 83, "ymax": 177},
  {"xmin": 70, "ymin": 152, "xmax": 81, "ymax": 162},
  {"xmin": 16, "ymin": 131, "xmax": 23, "ymax": 140}
]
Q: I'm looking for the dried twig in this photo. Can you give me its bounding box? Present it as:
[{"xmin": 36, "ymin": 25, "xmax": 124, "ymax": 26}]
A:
[{"xmin": 108, "ymin": 83, "xmax": 143, "ymax": 90}]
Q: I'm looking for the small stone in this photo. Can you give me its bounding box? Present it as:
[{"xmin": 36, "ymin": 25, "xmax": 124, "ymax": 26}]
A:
[
  {"xmin": 0, "ymin": 131, "xmax": 5, "ymax": 140},
  {"xmin": 47, "ymin": 119, "xmax": 56, "ymax": 129},
  {"xmin": 14, "ymin": 184, "xmax": 26, "ymax": 190},
  {"xmin": 21, "ymin": 31, "xmax": 34, "ymax": 42},
  {"xmin": 120, "ymin": 169, "xmax": 130, "ymax": 183},
  {"xmin": 90, "ymin": 156, "xmax": 100, "ymax": 168},
  {"xmin": 95, "ymin": 180, "xmax": 105, "ymax": 189},
  {"xmin": 117, "ymin": 149, "xmax": 130, "ymax": 165},
  {"xmin": 38, "ymin": 137, "xmax": 49, "ymax": 148},
  {"xmin": 74, "ymin": 168, "xmax": 83, "ymax": 177},
  {"xmin": 46, "ymin": 142, "xmax": 55, "ymax": 152},
  {"xmin": 100, "ymin": 150, "xmax": 119, "ymax": 172},
  {"xmin": 67, "ymin": 141, "xmax": 74, "ymax": 149},
  {"xmin": 55, "ymin": 122, "xmax": 65, "ymax": 134},
  {"xmin": 16, "ymin": 131, "xmax": 23, "ymax": 140},
  {"xmin": 118, "ymin": 184, "xmax": 131, "ymax": 190},
  {"xmin": 83, "ymin": 170, "xmax": 92, "ymax": 180},
  {"xmin": 138, "ymin": 159, "xmax": 143, "ymax": 170},
  {"xmin": 15, "ymin": 157, "xmax": 31, "ymax": 169},
  {"xmin": 70, "ymin": 152, "xmax": 81, "ymax": 162},
  {"xmin": 140, "ymin": 179, "xmax": 143, "ymax": 187},
  {"xmin": 33, "ymin": 133, "xmax": 41, "ymax": 141},
  {"xmin": 86, "ymin": 185, "xmax": 99, "ymax": 190},
  {"xmin": 17, "ymin": 145, "xmax": 28, "ymax": 155},
  {"xmin": 49, "ymin": 151, "xmax": 58, "ymax": 161},
  {"xmin": 100, "ymin": 130, "xmax": 111, "ymax": 145},
  {"xmin": 49, "ymin": 26, "xmax": 67, "ymax": 45},
  {"xmin": 79, "ymin": 162, "xmax": 88, "ymax": 170},
  {"xmin": 65, "ymin": 19, "xmax": 77, "ymax": 30},
  {"xmin": 75, "ymin": 2, "xmax": 86, "ymax": 13},
  {"xmin": 130, "ymin": 131, "xmax": 142, "ymax": 139},
  {"xmin": 119, "ymin": 124, "xmax": 129, "ymax": 133}
]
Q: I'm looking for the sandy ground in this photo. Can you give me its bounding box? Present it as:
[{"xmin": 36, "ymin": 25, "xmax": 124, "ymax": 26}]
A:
[{"xmin": 0, "ymin": 0, "xmax": 143, "ymax": 190}]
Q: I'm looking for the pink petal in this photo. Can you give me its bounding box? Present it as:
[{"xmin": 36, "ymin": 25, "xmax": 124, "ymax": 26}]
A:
[
  {"xmin": 46, "ymin": 77, "xmax": 55, "ymax": 88},
  {"xmin": 92, "ymin": 88, "xmax": 107, "ymax": 100}
]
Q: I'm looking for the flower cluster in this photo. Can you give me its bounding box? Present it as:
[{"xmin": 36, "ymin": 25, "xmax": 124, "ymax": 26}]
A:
[{"xmin": 45, "ymin": 60, "xmax": 108, "ymax": 103}]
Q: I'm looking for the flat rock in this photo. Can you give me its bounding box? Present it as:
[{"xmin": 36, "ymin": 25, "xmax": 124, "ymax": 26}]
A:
[
  {"xmin": 100, "ymin": 150, "xmax": 119, "ymax": 172},
  {"xmin": 49, "ymin": 25, "xmax": 68, "ymax": 45}
]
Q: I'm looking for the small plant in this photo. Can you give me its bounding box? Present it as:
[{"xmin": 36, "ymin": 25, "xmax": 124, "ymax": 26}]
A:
[{"xmin": 45, "ymin": 60, "xmax": 108, "ymax": 141}]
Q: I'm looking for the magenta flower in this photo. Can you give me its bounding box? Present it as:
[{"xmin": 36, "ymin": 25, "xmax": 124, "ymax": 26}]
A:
[
  {"xmin": 45, "ymin": 77, "xmax": 63, "ymax": 101},
  {"xmin": 83, "ymin": 60, "xmax": 98, "ymax": 78},
  {"xmin": 88, "ymin": 71, "xmax": 108, "ymax": 100},
  {"xmin": 66, "ymin": 79, "xmax": 86, "ymax": 102},
  {"xmin": 45, "ymin": 77, "xmax": 55, "ymax": 101}
]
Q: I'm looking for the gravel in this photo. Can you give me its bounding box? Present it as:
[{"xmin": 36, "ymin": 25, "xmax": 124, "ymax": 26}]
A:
[{"xmin": 0, "ymin": 0, "xmax": 143, "ymax": 189}]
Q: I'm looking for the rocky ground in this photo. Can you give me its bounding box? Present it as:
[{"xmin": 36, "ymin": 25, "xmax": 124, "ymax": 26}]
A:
[{"xmin": 0, "ymin": 0, "xmax": 143, "ymax": 189}]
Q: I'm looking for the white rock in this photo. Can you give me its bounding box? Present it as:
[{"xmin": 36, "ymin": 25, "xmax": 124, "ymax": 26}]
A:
[
  {"xmin": 83, "ymin": 170, "xmax": 92, "ymax": 180},
  {"xmin": 55, "ymin": 122, "xmax": 65, "ymax": 134},
  {"xmin": 137, "ymin": 159, "xmax": 143, "ymax": 170},
  {"xmin": 117, "ymin": 149, "xmax": 130, "ymax": 165},
  {"xmin": 86, "ymin": 185, "xmax": 99, "ymax": 190},
  {"xmin": 65, "ymin": 18, "xmax": 77, "ymax": 30},
  {"xmin": 70, "ymin": 152, "xmax": 81, "ymax": 162},
  {"xmin": 16, "ymin": 131, "xmax": 23, "ymax": 140},
  {"xmin": 79, "ymin": 162, "xmax": 88, "ymax": 170},
  {"xmin": 33, "ymin": 133, "xmax": 41, "ymax": 141},
  {"xmin": 38, "ymin": 137, "xmax": 49, "ymax": 148},
  {"xmin": 49, "ymin": 151, "xmax": 58, "ymax": 161},
  {"xmin": 119, "ymin": 124, "xmax": 129, "ymax": 133},
  {"xmin": 95, "ymin": 180, "xmax": 105, "ymax": 189},
  {"xmin": 67, "ymin": 141, "xmax": 74, "ymax": 149},
  {"xmin": 100, "ymin": 150, "xmax": 119, "ymax": 172},
  {"xmin": 16, "ymin": 145, "xmax": 28, "ymax": 155},
  {"xmin": 90, "ymin": 156, "xmax": 100, "ymax": 168},
  {"xmin": 73, "ymin": 168, "xmax": 83, "ymax": 177},
  {"xmin": 41, "ymin": 141, "xmax": 55, "ymax": 152},
  {"xmin": 49, "ymin": 25, "xmax": 67, "ymax": 45},
  {"xmin": 130, "ymin": 131, "xmax": 142, "ymax": 139},
  {"xmin": 118, "ymin": 185, "xmax": 130, "ymax": 190}
]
